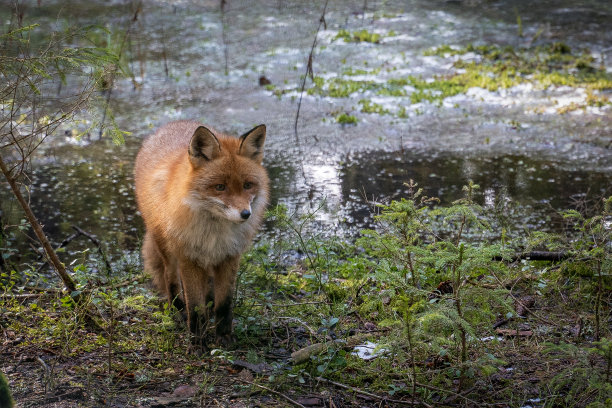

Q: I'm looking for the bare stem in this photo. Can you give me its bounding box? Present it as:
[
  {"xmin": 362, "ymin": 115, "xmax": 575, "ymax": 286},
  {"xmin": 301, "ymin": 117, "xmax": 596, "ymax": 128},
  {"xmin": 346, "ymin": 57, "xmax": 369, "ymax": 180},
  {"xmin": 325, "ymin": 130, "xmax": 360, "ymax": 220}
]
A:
[
  {"xmin": 294, "ymin": 0, "xmax": 329, "ymax": 141},
  {"xmin": 0, "ymin": 154, "xmax": 78, "ymax": 295}
]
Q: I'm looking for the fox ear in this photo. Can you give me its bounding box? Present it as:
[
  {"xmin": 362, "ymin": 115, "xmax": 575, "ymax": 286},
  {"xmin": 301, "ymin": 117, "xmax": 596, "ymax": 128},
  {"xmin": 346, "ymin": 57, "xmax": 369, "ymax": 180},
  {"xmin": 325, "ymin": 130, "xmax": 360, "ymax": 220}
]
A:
[
  {"xmin": 189, "ymin": 126, "xmax": 220, "ymax": 165},
  {"xmin": 239, "ymin": 124, "xmax": 266, "ymax": 163}
]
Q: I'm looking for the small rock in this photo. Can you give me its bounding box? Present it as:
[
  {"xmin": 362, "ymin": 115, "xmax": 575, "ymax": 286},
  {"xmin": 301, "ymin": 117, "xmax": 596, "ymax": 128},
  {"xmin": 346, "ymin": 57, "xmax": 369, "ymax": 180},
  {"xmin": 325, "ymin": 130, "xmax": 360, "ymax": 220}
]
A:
[
  {"xmin": 171, "ymin": 385, "xmax": 197, "ymax": 398},
  {"xmin": 259, "ymin": 76, "xmax": 271, "ymax": 86}
]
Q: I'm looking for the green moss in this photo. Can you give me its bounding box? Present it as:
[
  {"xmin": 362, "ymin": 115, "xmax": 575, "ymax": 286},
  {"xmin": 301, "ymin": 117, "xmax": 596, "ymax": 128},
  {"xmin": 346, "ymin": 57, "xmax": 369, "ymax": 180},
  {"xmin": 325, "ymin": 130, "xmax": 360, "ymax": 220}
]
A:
[
  {"xmin": 423, "ymin": 44, "xmax": 462, "ymax": 57},
  {"xmin": 397, "ymin": 105, "xmax": 408, "ymax": 118},
  {"xmin": 336, "ymin": 112, "xmax": 358, "ymax": 124},
  {"xmin": 298, "ymin": 41, "xmax": 611, "ymax": 113},
  {"xmin": 342, "ymin": 67, "xmax": 381, "ymax": 76},
  {"xmin": 425, "ymin": 42, "xmax": 612, "ymax": 92},
  {"xmin": 359, "ymin": 99, "xmax": 389, "ymax": 115},
  {"xmin": 308, "ymin": 77, "xmax": 378, "ymax": 98},
  {"xmin": 335, "ymin": 29, "xmax": 382, "ymax": 44}
]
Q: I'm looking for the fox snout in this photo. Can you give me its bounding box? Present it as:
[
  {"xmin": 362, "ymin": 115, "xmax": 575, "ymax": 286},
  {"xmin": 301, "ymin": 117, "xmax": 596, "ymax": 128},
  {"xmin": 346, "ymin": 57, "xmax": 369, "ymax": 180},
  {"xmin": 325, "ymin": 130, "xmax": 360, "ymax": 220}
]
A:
[{"xmin": 226, "ymin": 204, "xmax": 253, "ymax": 223}]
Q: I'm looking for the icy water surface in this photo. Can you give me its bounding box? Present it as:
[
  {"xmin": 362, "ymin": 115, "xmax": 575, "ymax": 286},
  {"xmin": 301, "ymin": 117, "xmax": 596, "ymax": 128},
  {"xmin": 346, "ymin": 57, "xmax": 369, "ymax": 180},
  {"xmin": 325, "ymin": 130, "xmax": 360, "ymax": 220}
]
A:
[{"xmin": 0, "ymin": 0, "xmax": 611, "ymax": 266}]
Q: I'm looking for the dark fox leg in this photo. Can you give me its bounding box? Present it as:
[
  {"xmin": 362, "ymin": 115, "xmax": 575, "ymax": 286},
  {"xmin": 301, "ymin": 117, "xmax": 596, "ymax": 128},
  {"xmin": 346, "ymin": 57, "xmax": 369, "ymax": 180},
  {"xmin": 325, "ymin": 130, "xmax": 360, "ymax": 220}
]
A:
[
  {"xmin": 213, "ymin": 256, "xmax": 240, "ymax": 346},
  {"xmin": 143, "ymin": 232, "xmax": 185, "ymax": 312},
  {"xmin": 164, "ymin": 256, "xmax": 185, "ymax": 312}
]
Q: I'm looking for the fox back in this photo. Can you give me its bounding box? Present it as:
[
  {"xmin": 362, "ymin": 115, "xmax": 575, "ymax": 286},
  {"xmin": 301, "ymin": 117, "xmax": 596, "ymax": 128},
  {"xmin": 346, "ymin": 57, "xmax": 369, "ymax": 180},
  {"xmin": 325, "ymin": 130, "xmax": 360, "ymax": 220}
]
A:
[{"xmin": 134, "ymin": 120, "xmax": 269, "ymax": 346}]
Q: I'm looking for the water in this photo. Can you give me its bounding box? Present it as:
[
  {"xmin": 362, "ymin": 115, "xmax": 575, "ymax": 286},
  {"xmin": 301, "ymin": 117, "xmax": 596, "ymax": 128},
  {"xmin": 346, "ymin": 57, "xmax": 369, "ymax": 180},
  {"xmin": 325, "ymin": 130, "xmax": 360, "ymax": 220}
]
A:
[{"xmin": 1, "ymin": 0, "xmax": 611, "ymax": 269}]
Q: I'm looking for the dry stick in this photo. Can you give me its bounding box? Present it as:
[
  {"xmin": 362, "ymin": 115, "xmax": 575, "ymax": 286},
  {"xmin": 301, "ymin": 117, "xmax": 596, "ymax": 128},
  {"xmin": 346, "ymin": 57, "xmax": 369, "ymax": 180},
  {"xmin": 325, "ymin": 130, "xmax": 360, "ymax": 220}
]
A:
[
  {"xmin": 35, "ymin": 227, "xmax": 113, "ymax": 275},
  {"xmin": 492, "ymin": 251, "xmax": 571, "ymax": 262},
  {"xmin": 107, "ymin": 298, "xmax": 114, "ymax": 377},
  {"xmin": 7, "ymin": 293, "xmax": 42, "ymax": 299},
  {"xmin": 594, "ymin": 259, "xmax": 603, "ymax": 341},
  {"xmin": 411, "ymin": 381, "xmax": 483, "ymax": 407},
  {"xmin": 160, "ymin": 24, "xmax": 169, "ymax": 78},
  {"xmin": 98, "ymin": 2, "xmax": 142, "ymax": 138},
  {"xmin": 315, "ymin": 377, "xmax": 432, "ymax": 407},
  {"xmin": 0, "ymin": 216, "xmax": 6, "ymax": 274},
  {"xmin": 263, "ymin": 300, "xmax": 328, "ymax": 307},
  {"xmin": 294, "ymin": 0, "xmax": 329, "ymax": 141},
  {"xmin": 34, "ymin": 231, "xmax": 80, "ymax": 273},
  {"xmin": 442, "ymin": 385, "xmax": 477, "ymax": 405},
  {"xmin": 239, "ymin": 379, "xmax": 306, "ymax": 408},
  {"xmin": 0, "ymin": 155, "xmax": 77, "ymax": 295},
  {"xmin": 220, "ymin": 0, "xmax": 229, "ymax": 76},
  {"xmin": 72, "ymin": 226, "xmax": 113, "ymax": 275}
]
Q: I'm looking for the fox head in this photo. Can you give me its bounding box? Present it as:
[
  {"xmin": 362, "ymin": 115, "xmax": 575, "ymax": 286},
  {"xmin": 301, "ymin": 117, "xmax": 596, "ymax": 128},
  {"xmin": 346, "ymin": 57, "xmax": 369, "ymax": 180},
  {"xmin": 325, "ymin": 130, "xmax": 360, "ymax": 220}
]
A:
[{"xmin": 185, "ymin": 124, "xmax": 268, "ymax": 223}]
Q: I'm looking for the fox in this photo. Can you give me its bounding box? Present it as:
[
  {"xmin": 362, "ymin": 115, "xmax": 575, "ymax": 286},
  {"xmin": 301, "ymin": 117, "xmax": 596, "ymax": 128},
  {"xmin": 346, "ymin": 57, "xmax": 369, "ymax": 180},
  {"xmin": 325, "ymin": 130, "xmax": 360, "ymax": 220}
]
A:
[{"xmin": 134, "ymin": 120, "xmax": 269, "ymax": 346}]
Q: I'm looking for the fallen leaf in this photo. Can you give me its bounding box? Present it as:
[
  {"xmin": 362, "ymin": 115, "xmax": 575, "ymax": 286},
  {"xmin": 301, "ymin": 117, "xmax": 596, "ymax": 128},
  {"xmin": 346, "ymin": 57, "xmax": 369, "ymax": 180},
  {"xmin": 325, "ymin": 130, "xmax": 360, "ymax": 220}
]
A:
[
  {"xmin": 296, "ymin": 397, "xmax": 323, "ymax": 406},
  {"xmin": 238, "ymin": 369, "xmax": 253, "ymax": 382}
]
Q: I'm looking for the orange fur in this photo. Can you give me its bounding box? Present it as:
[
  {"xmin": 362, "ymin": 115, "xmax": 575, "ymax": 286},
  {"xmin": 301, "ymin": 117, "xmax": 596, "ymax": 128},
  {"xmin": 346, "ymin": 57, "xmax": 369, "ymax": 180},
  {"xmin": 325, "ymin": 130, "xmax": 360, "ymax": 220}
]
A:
[{"xmin": 134, "ymin": 120, "xmax": 269, "ymax": 346}]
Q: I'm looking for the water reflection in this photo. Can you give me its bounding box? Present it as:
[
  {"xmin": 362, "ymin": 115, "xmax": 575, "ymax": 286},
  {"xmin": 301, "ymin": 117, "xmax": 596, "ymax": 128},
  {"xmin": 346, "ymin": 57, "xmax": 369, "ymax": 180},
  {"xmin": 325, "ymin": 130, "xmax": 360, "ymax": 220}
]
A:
[
  {"xmin": 1, "ymin": 141, "xmax": 610, "ymax": 272},
  {"xmin": 339, "ymin": 151, "xmax": 612, "ymax": 234}
]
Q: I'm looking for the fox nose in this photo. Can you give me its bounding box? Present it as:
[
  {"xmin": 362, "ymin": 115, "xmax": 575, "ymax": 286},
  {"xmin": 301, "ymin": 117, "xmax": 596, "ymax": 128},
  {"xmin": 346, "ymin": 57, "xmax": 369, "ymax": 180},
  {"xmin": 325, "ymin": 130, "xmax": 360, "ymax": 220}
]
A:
[{"xmin": 240, "ymin": 210, "xmax": 251, "ymax": 220}]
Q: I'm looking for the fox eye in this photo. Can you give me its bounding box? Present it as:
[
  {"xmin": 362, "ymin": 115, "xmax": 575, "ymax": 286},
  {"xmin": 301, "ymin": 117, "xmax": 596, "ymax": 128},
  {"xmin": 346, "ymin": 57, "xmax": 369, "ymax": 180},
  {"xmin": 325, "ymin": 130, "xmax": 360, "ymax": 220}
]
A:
[
  {"xmin": 243, "ymin": 182, "xmax": 253, "ymax": 190},
  {"xmin": 215, "ymin": 184, "xmax": 226, "ymax": 191}
]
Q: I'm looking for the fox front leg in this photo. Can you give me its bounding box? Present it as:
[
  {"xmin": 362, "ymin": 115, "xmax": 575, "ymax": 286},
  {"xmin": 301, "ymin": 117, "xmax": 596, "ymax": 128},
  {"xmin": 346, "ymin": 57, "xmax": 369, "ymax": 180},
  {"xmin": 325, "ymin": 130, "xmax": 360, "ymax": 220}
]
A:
[
  {"xmin": 213, "ymin": 256, "xmax": 240, "ymax": 346},
  {"xmin": 179, "ymin": 259, "xmax": 210, "ymax": 348}
]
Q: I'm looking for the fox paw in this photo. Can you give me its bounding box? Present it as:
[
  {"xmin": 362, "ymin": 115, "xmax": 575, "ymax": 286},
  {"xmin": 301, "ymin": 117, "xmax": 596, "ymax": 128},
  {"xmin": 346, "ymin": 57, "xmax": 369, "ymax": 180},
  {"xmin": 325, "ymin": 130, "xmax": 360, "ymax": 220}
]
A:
[{"xmin": 215, "ymin": 334, "xmax": 236, "ymax": 348}]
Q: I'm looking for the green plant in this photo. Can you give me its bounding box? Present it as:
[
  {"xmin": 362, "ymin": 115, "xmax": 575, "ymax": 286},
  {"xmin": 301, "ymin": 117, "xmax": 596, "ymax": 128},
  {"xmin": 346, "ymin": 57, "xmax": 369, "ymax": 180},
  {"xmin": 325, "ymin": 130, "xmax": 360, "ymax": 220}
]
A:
[
  {"xmin": 559, "ymin": 196, "xmax": 612, "ymax": 341},
  {"xmin": 335, "ymin": 112, "xmax": 358, "ymax": 124},
  {"xmin": 544, "ymin": 341, "xmax": 612, "ymax": 407},
  {"xmin": 334, "ymin": 29, "xmax": 381, "ymax": 43},
  {"xmin": 358, "ymin": 99, "xmax": 389, "ymax": 115},
  {"xmin": 360, "ymin": 181, "xmax": 513, "ymax": 389},
  {"xmin": 0, "ymin": 371, "xmax": 13, "ymax": 408}
]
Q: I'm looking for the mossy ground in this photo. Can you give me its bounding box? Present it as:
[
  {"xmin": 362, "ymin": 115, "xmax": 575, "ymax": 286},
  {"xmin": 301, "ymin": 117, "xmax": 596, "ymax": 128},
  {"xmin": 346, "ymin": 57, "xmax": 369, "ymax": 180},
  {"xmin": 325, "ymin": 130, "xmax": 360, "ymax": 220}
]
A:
[{"xmin": 2, "ymin": 197, "xmax": 610, "ymax": 407}]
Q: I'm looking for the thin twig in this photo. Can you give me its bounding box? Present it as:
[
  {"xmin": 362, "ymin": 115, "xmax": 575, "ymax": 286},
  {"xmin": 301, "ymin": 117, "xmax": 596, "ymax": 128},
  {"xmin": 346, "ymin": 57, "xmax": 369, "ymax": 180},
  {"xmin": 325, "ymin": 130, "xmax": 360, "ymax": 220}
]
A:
[
  {"xmin": 239, "ymin": 379, "xmax": 306, "ymax": 408},
  {"xmin": 492, "ymin": 251, "xmax": 571, "ymax": 262},
  {"xmin": 277, "ymin": 316, "xmax": 318, "ymax": 337},
  {"xmin": 220, "ymin": 0, "xmax": 229, "ymax": 76},
  {"xmin": 294, "ymin": 0, "xmax": 329, "ymax": 141},
  {"xmin": 315, "ymin": 377, "xmax": 432, "ymax": 407},
  {"xmin": 0, "ymin": 154, "xmax": 78, "ymax": 295},
  {"xmin": 72, "ymin": 226, "xmax": 113, "ymax": 275},
  {"xmin": 412, "ymin": 381, "xmax": 485, "ymax": 406},
  {"xmin": 98, "ymin": 2, "xmax": 142, "ymax": 138},
  {"xmin": 263, "ymin": 301, "xmax": 329, "ymax": 307}
]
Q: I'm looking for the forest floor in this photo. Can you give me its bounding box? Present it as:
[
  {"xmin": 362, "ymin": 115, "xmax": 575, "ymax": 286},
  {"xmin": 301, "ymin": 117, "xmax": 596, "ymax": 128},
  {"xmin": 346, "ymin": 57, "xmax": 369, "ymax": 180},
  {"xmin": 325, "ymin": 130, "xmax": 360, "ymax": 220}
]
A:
[
  {"xmin": 2, "ymin": 255, "xmax": 611, "ymax": 408},
  {"xmin": 2, "ymin": 189, "xmax": 612, "ymax": 408}
]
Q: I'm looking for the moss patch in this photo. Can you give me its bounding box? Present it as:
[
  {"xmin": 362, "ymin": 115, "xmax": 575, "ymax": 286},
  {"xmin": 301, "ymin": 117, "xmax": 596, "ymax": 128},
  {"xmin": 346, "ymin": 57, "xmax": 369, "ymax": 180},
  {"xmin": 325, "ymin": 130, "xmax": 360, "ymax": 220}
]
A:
[
  {"xmin": 334, "ymin": 29, "xmax": 382, "ymax": 44},
  {"xmin": 304, "ymin": 41, "xmax": 611, "ymax": 116},
  {"xmin": 335, "ymin": 112, "xmax": 358, "ymax": 124}
]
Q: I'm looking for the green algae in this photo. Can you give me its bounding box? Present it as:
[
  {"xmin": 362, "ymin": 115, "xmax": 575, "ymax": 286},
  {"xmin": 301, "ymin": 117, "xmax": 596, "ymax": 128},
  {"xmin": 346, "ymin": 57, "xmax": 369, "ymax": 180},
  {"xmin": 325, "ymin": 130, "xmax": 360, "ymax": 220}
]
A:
[
  {"xmin": 336, "ymin": 112, "xmax": 358, "ymax": 124},
  {"xmin": 359, "ymin": 99, "xmax": 389, "ymax": 115},
  {"xmin": 427, "ymin": 42, "xmax": 612, "ymax": 92},
  {"xmin": 304, "ymin": 41, "xmax": 611, "ymax": 117},
  {"xmin": 335, "ymin": 29, "xmax": 382, "ymax": 43},
  {"xmin": 308, "ymin": 76, "xmax": 378, "ymax": 98}
]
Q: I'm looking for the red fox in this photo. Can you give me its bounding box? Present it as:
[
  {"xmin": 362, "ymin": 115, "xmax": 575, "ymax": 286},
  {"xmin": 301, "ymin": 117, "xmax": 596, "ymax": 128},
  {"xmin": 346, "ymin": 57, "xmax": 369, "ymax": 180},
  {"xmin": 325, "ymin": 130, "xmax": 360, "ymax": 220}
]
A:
[{"xmin": 134, "ymin": 120, "xmax": 269, "ymax": 346}]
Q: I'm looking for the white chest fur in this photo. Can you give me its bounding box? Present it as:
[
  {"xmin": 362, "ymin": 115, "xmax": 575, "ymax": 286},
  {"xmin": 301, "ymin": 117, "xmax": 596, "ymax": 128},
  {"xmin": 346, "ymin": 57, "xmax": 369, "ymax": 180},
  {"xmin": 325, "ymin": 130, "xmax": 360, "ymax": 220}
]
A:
[{"xmin": 167, "ymin": 208, "xmax": 254, "ymax": 267}]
